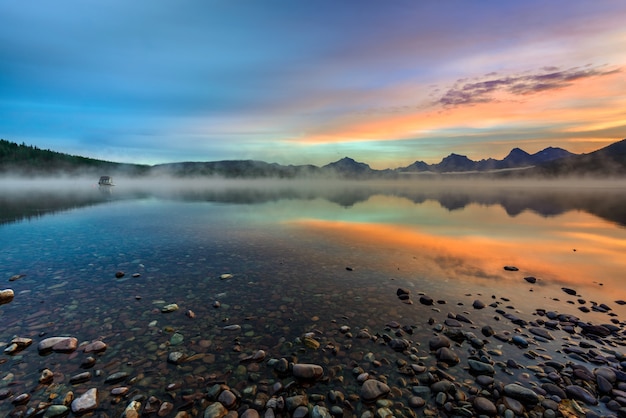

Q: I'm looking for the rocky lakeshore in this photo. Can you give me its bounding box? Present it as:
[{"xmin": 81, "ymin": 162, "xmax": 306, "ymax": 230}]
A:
[{"xmin": 1, "ymin": 268, "xmax": 626, "ymax": 418}]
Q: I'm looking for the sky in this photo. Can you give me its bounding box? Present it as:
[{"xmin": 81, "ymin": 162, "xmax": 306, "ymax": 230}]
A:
[{"xmin": 1, "ymin": 1, "xmax": 625, "ymax": 169}]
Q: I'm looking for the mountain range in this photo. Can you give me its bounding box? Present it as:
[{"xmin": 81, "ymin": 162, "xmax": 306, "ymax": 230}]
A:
[{"xmin": 1, "ymin": 138, "xmax": 625, "ymax": 178}]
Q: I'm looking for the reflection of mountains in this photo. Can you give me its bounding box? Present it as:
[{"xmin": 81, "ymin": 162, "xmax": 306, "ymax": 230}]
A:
[{"xmin": 1, "ymin": 184, "xmax": 625, "ymax": 228}]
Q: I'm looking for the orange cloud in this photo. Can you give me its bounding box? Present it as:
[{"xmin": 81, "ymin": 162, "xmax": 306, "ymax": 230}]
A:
[{"xmin": 289, "ymin": 67, "xmax": 626, "ymax": 160}]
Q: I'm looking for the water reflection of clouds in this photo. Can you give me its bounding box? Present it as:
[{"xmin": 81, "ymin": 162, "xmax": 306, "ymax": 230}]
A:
[{"xmin": 289, "ymin": 214, "xmax": 626, "ymax": 301}]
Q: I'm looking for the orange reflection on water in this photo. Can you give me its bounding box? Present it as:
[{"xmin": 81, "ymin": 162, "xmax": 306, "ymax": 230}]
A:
[{"xmin": 289, "ymin": 218, "xmax": 626, "ymax": 301}]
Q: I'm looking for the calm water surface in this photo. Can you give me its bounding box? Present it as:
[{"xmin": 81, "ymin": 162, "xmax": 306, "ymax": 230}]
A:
[{"xmin": 1, "ymin": 178, "xmax": 625, "ymax": 416}]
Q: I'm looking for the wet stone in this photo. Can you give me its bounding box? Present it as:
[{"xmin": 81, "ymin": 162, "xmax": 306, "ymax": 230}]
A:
[
  {"xmin": 361, "ymin": 379, "xmax": 391, "ymax": 402},
  {"xmin": 83, "ymin": 340, "xmax": 107, "ymax": 353},
  {"xmin": 71, "ymin": 388, "xmax": 98, "ymax": 415},
  {"xmin": 0, "ymin": 289, "xmax": 15, "ymax": 305},
  {"xmin": 436, "ymin": 347, "xmax": 460, "ymax": 365},
  {"xmin": 161, "ymin": 303, "xmax": 179, "ymax": 313},
  {"xmin": 429, "ymin": 335, "xmax": 451, "ymax": 350},
  {"xmin": 503, "ymin": 383, "xmax": 539, "ymax": 404},
  {"xmin": 472, "ymin": 299, "xmax": 486, "ymax": 309},
  {"xmin": 419, "ymin": 295, "xmax": 434, "ymax": 305},
  {"xmin": 43, "ymin": 405, "xmax": 70, "ymax": 417},
  {"xmin": 105, "ymin": 371, "xmax": 129, "ymax": 384},
  {"xmin": 203, "ymin": 402, "xmax": 227, "ymax": 418},
  {"xmin": 473, "ymin": 396, "xmax": 497, "ymax": 416},
  {"xmin": 468, "ymin": 359, "xmax": 495, "ymax": 375},
  {"xmin": 565, "ymin": 385, "xmax": 598, "ymax": 405},
  {"xmin": 293, "ymin": 363, "xmax": 324, "ymax": 381},
  {"xmin": 38, "ymin": 336, "xmax": 78, "ymax": 354},
  {"xmin": 218, "ymin": 390, "xmax": 237, "ymax": 409}
]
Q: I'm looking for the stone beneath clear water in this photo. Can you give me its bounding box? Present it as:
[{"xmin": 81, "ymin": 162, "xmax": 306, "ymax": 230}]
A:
[
  {"xmin": 71, "ymin": 388, "xmax": 98, "ymax": 415},
  {"xmin": 83, "ymin": 340, "xmax": 107, "ymax": 353},
  {"xmin": 37, "ymin": 337, "xmax": 78, "ymax": 354},
  {"xmin": 0, "ymin": 289, "xmax": 14, "ymax": 305},
  {"xmin": 293, "ymin": 363, "xmax": 324, "ymax": 380},
  {"xmin": 161, "ymin": 303, "xmax": 179, "ymax": 313}
]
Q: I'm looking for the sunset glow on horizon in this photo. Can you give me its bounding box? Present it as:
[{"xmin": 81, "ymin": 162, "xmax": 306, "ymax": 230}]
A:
[{"xmin": 1, "ymin": 1, "xmax": 625, "ymax": 167}]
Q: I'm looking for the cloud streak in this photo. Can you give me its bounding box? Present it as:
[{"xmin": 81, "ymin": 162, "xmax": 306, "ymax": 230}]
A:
[{"xmin": 438, "ymin": 66, "xmax": 620, "ymax": 107}]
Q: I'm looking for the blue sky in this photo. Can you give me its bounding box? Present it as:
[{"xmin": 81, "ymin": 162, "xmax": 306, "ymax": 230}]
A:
[{"xmin": 1, "ymin": 1, "xmax": 625, "ymax": 168}]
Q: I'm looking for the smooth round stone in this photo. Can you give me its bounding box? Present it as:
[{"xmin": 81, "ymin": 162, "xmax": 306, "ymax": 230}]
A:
[
  {"xmin": 503, "ymin": 384, "xmax": 539, "ymax": 404},
  {"xmin": 218, "ymin": 390, "xmax": 237, "ymax": 409},
  {"xmin": 419, "ymin": 295, "xmax": 434, "ymax": 305},
  {"xmin": 105, "ymin": 371, "xmax": 129, "ymax": 384},
  {"xmin": 69, "ymin": 371, "xmax": 91, "ymax": 384},
  {"xmin": 472, "ymin": 300, "xmax": 486, "ymax": 309},
  {"xmin": 429, "ymin": 335, "xmax": 451, "ymax": 350},
  {"xmin": 473, "ymin": 397, "xmax": 496, "ymax": 416},
  {"xmin": 565, "ymin": 385, "xmax": 598, "ymax": 405},
  {"xmin": 71, "ymin": 388, "xmax": 98, "ymax": 415},
  {"xmin": 204, "ymin": 402, "xmax": 227, "ymax": 418},
  {"xmin": 529, "ymin": 327, "xmax": 554, "ymax": 340},
  {"xmin": 408, "ymin": 396, "xmax": 426, "ymax": 408},
  {"xmin": 83, "ymin": 340, "xmax": 107, "ymax": 353},
  {"xmin": 361, "ymin": 379, "xmax": 391, "ymax": 402},
  {"xmin": 293, "ymin": 406, "xmax": 309, "ymax": 418},
  {"xmin": 39, "ymin": 368, "xmax": 54, "ymax": 384},
  {"xmin": 111, "ymin": 387, "xmax": 129, "ymax": 396},
  {"xmin": 293, "ymin": 363, "xmax": 324, "ymax": 380},
  {"xmin": 476, "ymin": 375, "xmax": 494, "ymax": 387},
  {"xmin": 388, "ymin": 338, "xmax": 409, "ymax": 352},
  {"xmin": 503, "ymin": 396, "xmax": 524, "ymax": 415},
  {"xmin": 241, "ymin": 409, "xmax": 261, "ymax": 418},
  {"xmin": 0, "ymin": 289, "xmax": 14, "ymax": 305},
  {"xmin": 38, "ymin": 337, "xmax": 78, "ymax": 353},
  {"xmin": 43, "ymin": 405, "xmax": 70, "ymax": 417},
  {"xmin": 511, "ymin": 335, "xmax": 528, "ymax": 348},
  {"xmin": 81, "ymin": 356, "xmax": 96, "ymax": 369},
  {"xmin": 468, "ymin": 359, "xmax": 495, "ymax": 375},
  {"xmin": 436, "ymin": 347, "xmax": 460, "ymax": 365}
]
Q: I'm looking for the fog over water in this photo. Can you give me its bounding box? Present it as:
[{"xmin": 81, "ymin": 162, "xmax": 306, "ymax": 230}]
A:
[{"xmin": 1, "ymin": 175, "xmax": 626, "ymax": 416}]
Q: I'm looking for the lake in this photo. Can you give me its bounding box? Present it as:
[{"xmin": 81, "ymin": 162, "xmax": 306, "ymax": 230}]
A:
[{"xmin": 1, "ymin": 177, "xmax": 625, "ymax": 417}]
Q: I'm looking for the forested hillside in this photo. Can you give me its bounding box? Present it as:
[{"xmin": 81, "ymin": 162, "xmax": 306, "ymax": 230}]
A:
[{"xmin": 0, "ymin": 139, "xmax": 148, "ymax": 175}]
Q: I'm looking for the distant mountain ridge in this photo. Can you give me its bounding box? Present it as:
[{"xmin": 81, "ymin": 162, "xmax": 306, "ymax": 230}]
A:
[
  {"xmin": 1, "ymin": 137, "xmax": 625, "ymax": 178},
  {"xmin": 397, "ymin": 146, "xmax": 575, "ymax": 173}
]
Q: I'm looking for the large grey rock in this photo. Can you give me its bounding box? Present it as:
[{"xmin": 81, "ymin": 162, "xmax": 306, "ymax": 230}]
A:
[
  {"xmin": 71, "ymin": 388, "xmax": 98, "ymax": 415},
  {"xmin": 38, "ymin": 337, "xmax": 78, "ymax": 354}
]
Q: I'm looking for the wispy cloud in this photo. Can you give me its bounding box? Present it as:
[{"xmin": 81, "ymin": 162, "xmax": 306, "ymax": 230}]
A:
[{"xmin": 438, "ymin": 66, "xmax": 620, "ymax": 107}]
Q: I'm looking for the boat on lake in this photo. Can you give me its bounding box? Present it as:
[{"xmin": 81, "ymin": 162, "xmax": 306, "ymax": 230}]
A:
[{"xmin": 98, "ymin": 176, "xmax": 114, "ymax": 186}]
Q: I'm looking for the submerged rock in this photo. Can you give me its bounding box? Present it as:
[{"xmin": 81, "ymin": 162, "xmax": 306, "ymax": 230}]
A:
[
  {"xmin": 0, "ymin": 289, "xmax": 14, "ymax": 305},
  {"xmin": 71, "ymin": 388, "xmax": 98, "ymax": 415}
]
